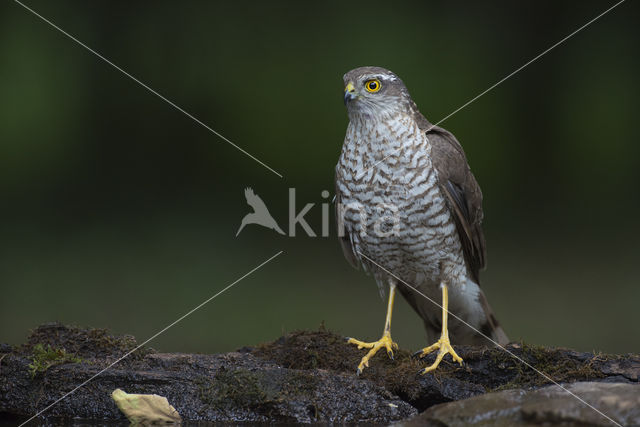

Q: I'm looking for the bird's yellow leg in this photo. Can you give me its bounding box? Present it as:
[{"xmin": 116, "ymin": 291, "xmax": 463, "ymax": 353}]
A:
[
  {"xmin": 415, "ymin": 284, "xmax": 463, "ymax": 374},
  {"xmin": 347, "ymin": 283, "xmax": 398, "ymax": 375}
]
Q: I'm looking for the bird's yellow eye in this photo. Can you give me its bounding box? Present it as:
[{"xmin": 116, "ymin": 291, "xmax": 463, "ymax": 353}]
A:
[{"xmin": 365, "ymin": 79, "xmax": 381, "ymax": 93}]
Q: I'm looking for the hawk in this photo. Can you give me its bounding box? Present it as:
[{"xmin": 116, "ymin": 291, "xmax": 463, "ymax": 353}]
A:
[{"xmin": 335, "ymin": 66, "xmax": 508, "ymax": 375}]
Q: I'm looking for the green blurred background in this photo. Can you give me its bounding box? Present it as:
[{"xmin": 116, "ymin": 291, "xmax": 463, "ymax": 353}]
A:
[{"xmin": 1, "ymin": 1, "xmax": 638, "ymax": 355}]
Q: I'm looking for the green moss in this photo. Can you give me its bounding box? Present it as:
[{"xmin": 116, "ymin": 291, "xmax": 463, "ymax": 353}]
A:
[
  {"xmin": 251, "ymin": 328, "xmax": 613, "ymax": 399},
  {"xmin": 197, "ymin": 368, "xmax": 319, "ymax": 412},
  {"xmin": 490, "ymin": 343, "xmax": 604, "ymax": 391},
  {"xmin": 253, "ymin": 328, "xmax": 415, "ymax": 375},
  {"xmin": 28, "ymin": 343, "xmax": 81, "ymax": 378},
  {"xmin": 21, "ymin": 323, "xmax": 153, "ymax": 361},
  {"xmin": 212, "ymin": 369, "xmax": 270, "ymax": 409}
]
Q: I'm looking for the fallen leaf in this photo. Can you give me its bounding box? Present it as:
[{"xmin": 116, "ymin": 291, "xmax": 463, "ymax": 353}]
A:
[{"xmin": 112, "ymin": 388, "xmax": 181, "ymax": 424}]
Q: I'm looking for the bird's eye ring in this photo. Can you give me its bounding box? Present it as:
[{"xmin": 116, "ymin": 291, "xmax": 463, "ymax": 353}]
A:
[{"xmin": 365, "ymin": 79, "xmax": 381, "ymax": 93}]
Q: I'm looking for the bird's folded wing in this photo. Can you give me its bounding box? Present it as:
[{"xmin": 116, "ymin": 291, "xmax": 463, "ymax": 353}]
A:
[{"xmin": 424, "ymin": 123, "xmax": 487, "ymax": 284}]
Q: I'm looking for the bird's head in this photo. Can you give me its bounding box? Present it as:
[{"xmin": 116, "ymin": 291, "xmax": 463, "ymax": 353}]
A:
[{"xmin": 343, "ymin": 66, "xmax": 413, "ymax": 119}]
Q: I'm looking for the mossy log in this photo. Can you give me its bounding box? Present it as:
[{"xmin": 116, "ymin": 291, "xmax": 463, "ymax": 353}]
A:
[{"xmin": 0, "ymin": 323, "xmax": 638, "ymax": 424}]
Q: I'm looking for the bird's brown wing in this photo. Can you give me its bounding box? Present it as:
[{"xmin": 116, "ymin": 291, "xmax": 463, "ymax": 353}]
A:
[{"xmin": 417, "ymin": 117, "xmax": 486, "ymax": 283}]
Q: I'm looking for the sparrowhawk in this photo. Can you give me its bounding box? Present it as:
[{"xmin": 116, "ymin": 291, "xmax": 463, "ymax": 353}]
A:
[{"xmin": 335, "ymin": 66, "xmax": 508, "ymax": 374}]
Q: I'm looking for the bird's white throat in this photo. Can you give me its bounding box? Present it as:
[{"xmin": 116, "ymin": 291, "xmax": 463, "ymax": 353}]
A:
[{"xmin": 344, "ymin": 112, "xmax": 430, "ymax": 175}]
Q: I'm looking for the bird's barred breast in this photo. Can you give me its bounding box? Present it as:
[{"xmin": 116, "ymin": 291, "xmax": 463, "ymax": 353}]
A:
[{"xmin": 336, "ymin": 116, "xmax": 465, "ymax": 284}]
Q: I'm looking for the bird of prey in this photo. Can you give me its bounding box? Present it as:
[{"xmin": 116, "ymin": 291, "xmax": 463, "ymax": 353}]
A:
[
  {"xmin": 236, "ymin": 187, "xmax": 285, "ymax": 236},
  {"xmin": 335, "ymin": 66, "xmax": 508, "ymax": 375}
]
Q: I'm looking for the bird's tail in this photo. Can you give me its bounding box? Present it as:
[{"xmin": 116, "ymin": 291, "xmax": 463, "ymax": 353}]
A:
[
  {"xmin": 477, "ymin": 291, "xmax": 509, "ymax": 346},
  {"xmin": 429, "ymin": 285, "xmax": 509, "ymax": 347}
]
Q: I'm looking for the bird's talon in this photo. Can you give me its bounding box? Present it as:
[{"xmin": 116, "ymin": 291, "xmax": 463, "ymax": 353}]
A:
[
  {"xmin": 347, "ymin": 333, "xmax": 398, "ymax": 374},
  {"xmin": 416, "ymin": 334, "xmax": 463, "ymax": 374}
]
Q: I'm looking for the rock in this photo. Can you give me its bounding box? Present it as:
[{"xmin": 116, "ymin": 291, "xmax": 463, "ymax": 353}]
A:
[
  {"xmin": 600, "ymin": 355, "xmax": 640, "ymax": 382},
  {"xmin": 0, "ymin": 324, "xmax": 638, "ymax": 424},
  {"xmin": 0, "ymin": 324, "xmax": 415, "ymax": 423},
  {"xmin": 409, "ymin": 381, "xmax": 640, "ymax": 426}
]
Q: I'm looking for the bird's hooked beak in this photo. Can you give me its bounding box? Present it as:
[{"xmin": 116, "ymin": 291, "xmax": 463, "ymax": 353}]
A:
[{"xmin": 344, "ymin": 82, "xmax": 356, "ymax": 106}]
